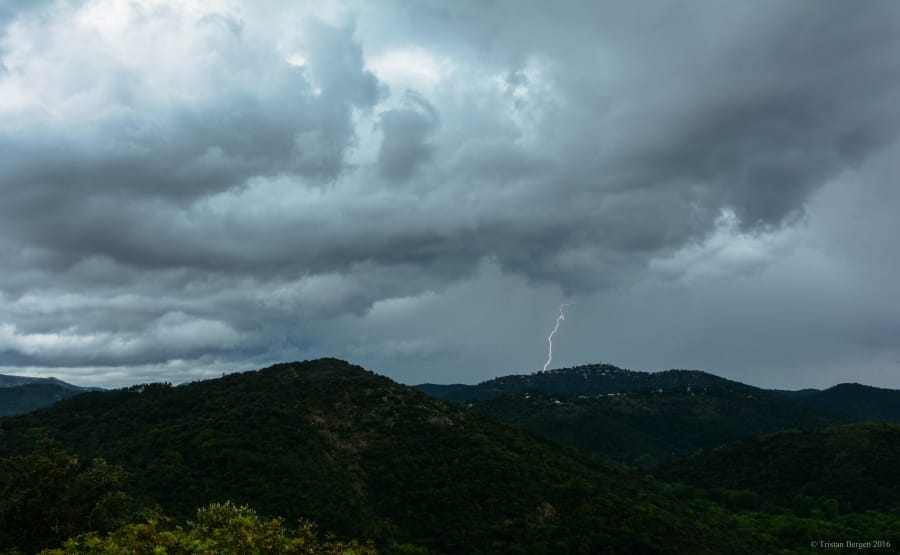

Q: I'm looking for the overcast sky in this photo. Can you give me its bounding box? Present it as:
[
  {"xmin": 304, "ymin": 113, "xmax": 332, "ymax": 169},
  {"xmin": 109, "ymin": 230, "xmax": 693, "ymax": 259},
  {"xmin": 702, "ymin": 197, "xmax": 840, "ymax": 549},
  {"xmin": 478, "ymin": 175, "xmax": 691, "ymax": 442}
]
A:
[{"xmin": 1, "ymin": 0, "xmax": 899, "ymax": 389}]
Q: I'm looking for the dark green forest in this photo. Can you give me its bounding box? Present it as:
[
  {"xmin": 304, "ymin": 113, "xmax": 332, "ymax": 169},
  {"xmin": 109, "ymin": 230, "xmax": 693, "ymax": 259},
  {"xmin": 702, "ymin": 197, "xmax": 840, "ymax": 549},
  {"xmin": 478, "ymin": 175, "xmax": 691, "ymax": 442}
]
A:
[
  {"xmin": 1, "ymin": 359, "xmax": 898, "ymax": 553},
  {"xmin": 466, "ymin": 389, "xmax": 839, "ymax": 466},
  {"xmin": 414, "ymin": 364, "xmax": 758, "ymax": 403},
  {"xmin": 416, "ymin": 364, "xmax": 900, "ymax": 467},
  {"xmin": 658, "ymin": 423, "xmax": 900, "ymax": 513}
]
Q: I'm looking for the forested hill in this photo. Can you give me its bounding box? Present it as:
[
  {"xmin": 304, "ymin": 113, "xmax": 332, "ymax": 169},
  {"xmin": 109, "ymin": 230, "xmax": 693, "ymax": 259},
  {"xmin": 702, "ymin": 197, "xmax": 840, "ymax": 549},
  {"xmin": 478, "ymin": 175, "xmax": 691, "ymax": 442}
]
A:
[
  {"xmin": 2, "ymin": 359, "xmax": 898, "ymax": 553},
  {"xmin": 658, "ymin": 423, "xmax": 900, "ymax": 513},
  {"xmin": 795, "ymin": 383, "xmax": 900, "ymax": 422},
  {"xmin": 415, "ymin": 364, "xmax": 756, "ymax": 403},
  {"xmin": 415, "ymin": 365, "xmax": 900, "ymax": 422},
  {"xmin": 0, "ymin": 375, "xmax": 98, "ymax": 417},
  {"xmin": 468, "ymin": 389, "xmax": 840, "ymax": 466},
  {"xmin": 0, "ymin": 358, "xmax": 762, "ymax": 553},
  {"xmin": 414, "ymin": 365, "xmax": 900, "ymax": 467}
]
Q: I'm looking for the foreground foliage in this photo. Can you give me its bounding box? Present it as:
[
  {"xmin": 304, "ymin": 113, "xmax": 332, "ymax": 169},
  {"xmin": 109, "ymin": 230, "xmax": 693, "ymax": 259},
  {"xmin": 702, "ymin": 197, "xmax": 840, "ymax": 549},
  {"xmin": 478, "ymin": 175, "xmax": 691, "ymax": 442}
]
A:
[{"xmin": 42, "ymin": 501, "xmax": 377, "ymax": 555}]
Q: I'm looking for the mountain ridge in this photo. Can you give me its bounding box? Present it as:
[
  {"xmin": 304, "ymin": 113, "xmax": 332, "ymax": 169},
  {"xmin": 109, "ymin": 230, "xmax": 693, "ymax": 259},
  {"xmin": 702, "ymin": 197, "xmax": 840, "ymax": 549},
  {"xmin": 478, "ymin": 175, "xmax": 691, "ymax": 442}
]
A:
[
  {"xmin": 415, "ymin": 363, "xmax": 759, "ymax": 403},
  {"xmin": 414, "ymin": 364, "xmax": 900, "ymax": 466},
  {"xmin": 0, "ymin": 373, "xmax": 94, "ymax": 391},
  {"xmin": 0, "ymin": 375, "xmax": 100, "ymax": 417}
]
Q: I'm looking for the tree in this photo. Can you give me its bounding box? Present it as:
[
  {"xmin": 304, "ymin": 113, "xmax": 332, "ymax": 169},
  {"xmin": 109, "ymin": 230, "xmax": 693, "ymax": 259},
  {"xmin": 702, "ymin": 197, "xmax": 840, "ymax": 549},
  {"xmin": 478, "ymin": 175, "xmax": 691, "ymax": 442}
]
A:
[{"xmin": 0, "ymin": 438, "xmax": 130, "ymax": 553}]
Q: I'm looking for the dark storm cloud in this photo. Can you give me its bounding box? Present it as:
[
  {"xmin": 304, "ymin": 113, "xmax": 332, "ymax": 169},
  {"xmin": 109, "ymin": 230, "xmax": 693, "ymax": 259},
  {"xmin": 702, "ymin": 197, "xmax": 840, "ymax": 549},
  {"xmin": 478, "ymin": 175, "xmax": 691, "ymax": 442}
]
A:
[
  {"xmin": 499, "ymin": 3, "xmax": 894, "ymax": 216},
  {"xmin": 377, "ymin": 92, "xmax": 439, "ymax": 181},
  {"xmin": 0, "ymin": 11, "xmax": 379, "ymax": 268},
  {"xmin": 621, "ymin": 3, "xmax": 895, "ymax": 227},
  {"xmin": 330, "ymin": 0, "xmax": 900, "ymax": 301},
  {"xmin": 1, "ymin": 0, "xmax": 899, "ymax": 386}
]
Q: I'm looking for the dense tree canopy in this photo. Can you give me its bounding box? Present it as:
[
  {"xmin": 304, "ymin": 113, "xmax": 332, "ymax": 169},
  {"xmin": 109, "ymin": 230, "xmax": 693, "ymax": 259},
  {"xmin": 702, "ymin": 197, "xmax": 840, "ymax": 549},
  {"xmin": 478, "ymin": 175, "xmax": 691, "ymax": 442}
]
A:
[
  {"xmin": 0, "ymin": 439, "xmax": 130, "ymax": 553},
  {"xmin": 0, "ymin": 360, "xmax": 898, "ymax": 554}
]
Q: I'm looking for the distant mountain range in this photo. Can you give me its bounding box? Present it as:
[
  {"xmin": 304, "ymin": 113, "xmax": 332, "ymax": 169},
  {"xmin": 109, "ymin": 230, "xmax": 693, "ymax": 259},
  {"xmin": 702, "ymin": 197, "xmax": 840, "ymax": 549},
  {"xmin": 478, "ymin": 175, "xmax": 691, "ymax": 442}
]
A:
[
  {"xmin": 414, "ymin": 364, "xmax": 900, "ymax": 465},
  {"xmin": 4, "ymin": 363, "xmax": 899, "ymax": 462},
  {"xmin": 415, "ymin": 364, "xmax": 757, "ymax": 402},
  {"xmin": 792, "ymin": 382, "xmax": 900, "ymax": 422},
  {"xmin": 0, "ymin": 374, "xmax": 90, "ymax": 390},
  {"xmin": 0, "ymin": 374, "xmax": 98, "ymax": 417}
]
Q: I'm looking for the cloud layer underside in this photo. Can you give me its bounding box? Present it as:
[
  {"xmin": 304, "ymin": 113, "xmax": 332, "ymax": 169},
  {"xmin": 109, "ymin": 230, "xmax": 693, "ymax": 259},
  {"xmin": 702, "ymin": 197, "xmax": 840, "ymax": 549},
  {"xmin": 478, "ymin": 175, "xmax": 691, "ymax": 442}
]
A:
[{"xmin": 1, "ymin": 0, "xmax": 899, "ymax": 379}]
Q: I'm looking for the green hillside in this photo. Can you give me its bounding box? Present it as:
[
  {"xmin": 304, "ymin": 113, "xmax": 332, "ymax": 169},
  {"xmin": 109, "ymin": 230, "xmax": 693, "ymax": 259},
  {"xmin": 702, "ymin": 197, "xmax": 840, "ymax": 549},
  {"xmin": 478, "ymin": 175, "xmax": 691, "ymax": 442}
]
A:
[
  {"xmin": 657, "ymin": 423, "xmax": 900, "ymax": 513},
  {"xmin": 0, "ymin": 359, "xmax": 728, "ymax": 553},
  {"xmin": 415, "ymin": 364, "xmax": 756, "ymax": 403},
  {"xmin": 797, "ymin": 384, "xmax": 900, "ymax": 422},
  {"xmin": 470, "ymin": 389, "xmax": 840, "ymax": 466},
  {"xmin": 1, "ymin": 359, "xmax": 897, "ymax": 554},
  {"xmin": 0, "ymin": 375, "xmax": 99, "ymax": 417},
  {"xmin": 0, "ymin": 383, "xmax": 90, "ymax": 417},
  {"xmin": 416, "ymin": 365, "xmax": 900, "ymax": 469}
]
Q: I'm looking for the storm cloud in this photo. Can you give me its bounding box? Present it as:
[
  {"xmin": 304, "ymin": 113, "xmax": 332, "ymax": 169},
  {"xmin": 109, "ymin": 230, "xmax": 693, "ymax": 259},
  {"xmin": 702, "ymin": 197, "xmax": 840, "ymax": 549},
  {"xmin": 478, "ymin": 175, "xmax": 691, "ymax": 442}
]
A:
[{"xmin": 1, "ymin": 0, "xmax": 899, "ymax": 388}]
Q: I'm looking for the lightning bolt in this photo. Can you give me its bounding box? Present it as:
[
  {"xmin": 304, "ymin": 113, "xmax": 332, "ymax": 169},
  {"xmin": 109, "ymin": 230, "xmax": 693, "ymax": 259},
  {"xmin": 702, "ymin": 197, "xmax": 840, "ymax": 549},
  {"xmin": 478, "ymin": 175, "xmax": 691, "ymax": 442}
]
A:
[{"xmin": 543, "ymin": 303, "xmax": 573, "ymax": 371}]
